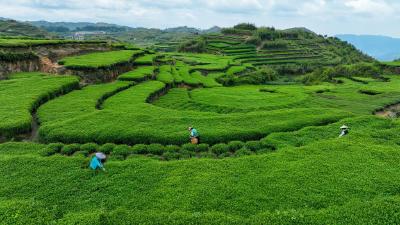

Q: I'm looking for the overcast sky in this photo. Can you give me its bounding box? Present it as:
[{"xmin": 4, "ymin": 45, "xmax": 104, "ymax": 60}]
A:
[{"xmin": 0, "ymin": 0, "xmax": 399, "ymax": 37}]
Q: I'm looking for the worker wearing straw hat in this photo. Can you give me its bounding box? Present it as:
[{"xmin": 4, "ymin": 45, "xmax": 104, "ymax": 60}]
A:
[
  {"xmin": 89, "ymin": 152, "xmax": 106, "ymax": 172},
  {"xmin": 188, "ymin": 126, "xmax": 200, "ymax": 144},
  {"xmin": 339, "ymin": 125, "xmax": 349, "ymax": 137}
]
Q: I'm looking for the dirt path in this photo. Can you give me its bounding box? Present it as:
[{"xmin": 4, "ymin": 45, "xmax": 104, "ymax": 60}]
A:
[
  {"xmin": 28, "ymin": 111, "xmax": 40, "ymax": 142},
  {"xmin": 375, "ymin": 103, "xmax": 400, "ymax": 118},
  {"xmin": 40, "ymin": 57, "xmax": 64, "ymax": 74}
]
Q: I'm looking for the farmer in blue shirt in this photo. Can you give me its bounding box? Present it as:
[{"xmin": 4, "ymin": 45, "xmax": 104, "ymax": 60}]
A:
[
  {"xmin": 89, "ymin": 152, "xmax": 106, "ymax": 172},
  {"xmin": 188, "ymin": 126, "xmax": 200, "ymax": 144}
]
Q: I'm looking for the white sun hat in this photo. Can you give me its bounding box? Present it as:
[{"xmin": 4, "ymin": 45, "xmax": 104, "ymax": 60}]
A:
[
  {"xmin": 340, "ymin": 125, "xmax": 349, "ymax": 129},
  {"xmin": 95, "ymin": 152, "xmax": 107, "ymax": 160}
]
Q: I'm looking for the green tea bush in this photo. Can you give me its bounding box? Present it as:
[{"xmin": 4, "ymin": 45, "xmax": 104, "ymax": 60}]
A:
[
  {"xmin": 47, "ymin": 143, "xmax": 64, "ymax": 153},
  {"xmin": 199, "ymin": 151, "xmax": 217, "ymax": 158},
  {"xmin": 59, "ymin": 50, "xmax": 143, "ymax": 69},
  {"xmin": 61, "ymin": 144, "xmax": 81, "ymax": 156},
  {"xmin": 0, "ymin": 72, "xmax": 79, "ymax": 137},
  {"xmin": 80, "ymin": 143, "xmax": 99, "ymax": 154},
  {"xmin": 235, "ymin": 148, "xmax": 254, "ymax": 157},
  {"xmin": 147, "ymin": 144, "xmax": 165, "ymax": 155},
  {"xmin": 261, "ymin": 40, "xmax": 289, "ymax": 50},
  {"xmin": 99, "ymin": 143, "xmax": 116, "ymax": 154},
  {"xmin": 118, "ymin": 66, "xmax": 154, "ymax": 81},
  {"xmin": 162, "ymin": 151, "xmax": 181, "ymax": 161},
  {"xmin": 228, "ymin": 141, "xmax": 245, "ymax": 152},
  {"xmin": 73, "ymin": 151, "xmax": 89, "ymax": 157},
  {"xmin": 39, "ymin": 76, "xmax": 400, "ymax": 146},
  {"xmin": 196, "ymin": 143, "xmax": 210, "ymax": 152},
  {"xmin": 218, "ymin": 152, "xmax": 232, "ymax": 158},
  {"xmin": 0, "ymin": 51, "xmax": 38, "ymax": 62},
  {"xmin": 245, "ymin": 141, "xmax": 262, "ymax": 152},
  {"xmin": 180, "ymin": 149, "xmax": 195, "ymax": 159},
  {"xmin": 40, "ymin": 143, "xmax": 63, "ymax": 156},
  {"xmin": 113, "ymin": 144, "xmax": 132, "ymax": 158},
  {"xmin": 157, "ymin": 65, "xmax": 174, "ymax": 84},
  {"xmin": 210, "ymin": 143, "xmax": 230, "ymax": 155},
  {"xmin": 165, "ymin": 145, "xmax": 180, "ymax": 153},
  {"xmin": 181, "ymin": 143, "xmax": 197, "ymax": 152},
  {"xmin": 131, "ymin": 144, "xmax": 148, "ymax": 154}
]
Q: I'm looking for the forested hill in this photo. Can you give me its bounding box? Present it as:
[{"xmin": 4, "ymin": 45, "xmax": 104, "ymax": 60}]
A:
[
  {"xmin": 0, "ymin": 20, "xmax": 53, "ymax": 38},
  {"xmin": 176, "ymin": 23, "xmax": 375, "ymax": 72}
]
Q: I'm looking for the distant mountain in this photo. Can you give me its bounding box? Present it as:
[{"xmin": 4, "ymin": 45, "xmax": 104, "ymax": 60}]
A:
[
  {"xmin": 28, "ymin": 21, "xmax": 131, "ymax": 31},
  {"xmin": 25, "ymin": 20, "xmax": 221, "ymax": 45},
  {"xmin": 164, "ymin": 26, "xmax": 200, "ymax": 34},
  {"xmin": 30, "ymin": 21, "xmax": 220, "ymax": 34},
  {"xmin": 336, "ymin": 34, "xmax": 400, "ymax": 61},
  {"xmin": 203, "ymin": 26, "xmax": 221, "ymax": 34},
  {"xmin": 0, "ymin": 20, "xmax": 53, "ymax": 38}
]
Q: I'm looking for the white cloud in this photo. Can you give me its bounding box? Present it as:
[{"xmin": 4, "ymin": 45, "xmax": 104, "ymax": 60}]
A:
[
  {"xmin": 344, "ymin": 0, "xmax": 394, "ymax": 15},
  {"xmin": 0, "ymin": 0, "xmax": 399, "ymax": 36}
]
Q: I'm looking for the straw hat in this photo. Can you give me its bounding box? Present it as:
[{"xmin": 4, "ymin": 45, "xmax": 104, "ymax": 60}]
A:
[
  {"xmin": 95, "ymin": 152, "xmax": 107, "ymax": 160},
  {"xmin": 340, "ymin": 125, "xmax": 349, "ymax": 129}
]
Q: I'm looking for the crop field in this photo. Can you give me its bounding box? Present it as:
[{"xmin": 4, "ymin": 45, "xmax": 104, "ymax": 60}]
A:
[
  {"xmin": 59, "ymin": 50, "xmax": 144, "ymax": 69},
  {"xmin": 0, "ymin": 38, "xmax": 106, "ymax": 47},
  {"xmin": 0, "ymin": 72, "xmax": 79, "ymax": 137},
  {"xmin": 118, "ymin": 66, "xmax": 155, "ymax": 81},
  {"xmin": 1, "ymin": 31, "xmax": 400, "ymax": 224}
]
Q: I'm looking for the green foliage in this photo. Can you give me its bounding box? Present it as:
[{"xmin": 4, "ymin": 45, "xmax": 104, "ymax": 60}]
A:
[
  {"xmin": 228, "ymin": 141, "xmax": 245, "ymax": 152},
  {"xmin": 0, "ymin": 37, "xmax": 105, "ymax": 47},
  {"xmin": 118, "ymin": 66, "xmax": 154, "ymax": 81},
  {"xmin": 165, "ymin": 145, "xmax": 180, "ymax": 153},
  {"xmin": 234, "ymin": 148, "xmax": 254, "ymax": 157},
  {"xmin": 99, "ymin": 143, "xmax": 116, "ymax": 154},
  {"xmin": 196, "ymin": 143, "xmax": 210, "ymax": 152},
  {"xmin": 61, "ymin": 143, "xmax": 80, "ymax": 156},
  {"xmin": 0, "ymin": 20, "xmax": 53, "ymax": 38},
  {"xmin": 233, "ymin": 23, "xmax": 257, "ymax": 31},
  {"xmin": 2, "ymin": 23, "xmax": 400, "ymax": 225},
  {"xmin": 302, "ymin": 63, "xmax": 382, "ymax": 85},
  {"xmin": 221, "ymin": 28, "xmax": 253, "ymax": 36},
  {"xmin": 178, "ymin": 38, "xmax": 207, "ymax": 53},
  {"xmin": 157, "ymin": 65, "xmax": 175, "ymax": 84},
  {"xmin": 0, "ymin": 72, "xmax": 79, "ymax": 137},
  {"xmin": 41, "ymin": 143, "xmax": 63, "ymax": 156},
  {"xmin": 181, "ymin": 143, "xmax": 197, "ymax": 152},
  {"xmin": 0, "ymin": 51, "xmax": 38, "ymax": 62},
  {"xmin": 261, "ymin": 40, "xmax": 289, "ymax": 50},
  {"xmin": 59, "ymin": 50, "xmax": 143, "ymax": 69},
  {"xmin": 220, "ymin": 66, "xmax": 277, "ymax": 85},
  {"xmin": 113, "ymin": 144, "xmax": 132, "ymax": 158},
  {"xmin": 255, "ymin": 27, "xmax": 277, "ymax": 40},
  {"xmin": 131, "ymin": 144, "xmax": 148, "ymax": 154},
  {"xmin": 244, "ymin": 141, "xmax": 263, "ymax": 152},
  {"xmin": 147, "ymin": 144, "xmax": 165, "ymax": 155},
  {"xmin": 80, "ymin": 143, "xmax": 99, "ymax": 154},
  {"xmin": 210, "ymin": 143, "xmax": 229, "ymax": 155},
  {"xmin": 135, "ymin": 54, "xmax": 156, "ymax": 65}
]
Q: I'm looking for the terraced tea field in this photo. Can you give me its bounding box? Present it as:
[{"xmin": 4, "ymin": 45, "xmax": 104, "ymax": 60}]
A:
[{"xmin": 1, "ymin": 34, "xmax": 400, "ymax": 224}]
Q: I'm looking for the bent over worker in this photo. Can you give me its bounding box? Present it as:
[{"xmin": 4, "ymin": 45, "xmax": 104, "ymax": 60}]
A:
[
  {"xmin": 339, "ymin": 125, "xmax": 349, "ymax": 138},
  {"xmin": 188, "ymin": 126, "xmax": 200, "ymax": 144},
  {"xmin": 89, "ymin": 152, "xmax": 106, "ymax": 172}
]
